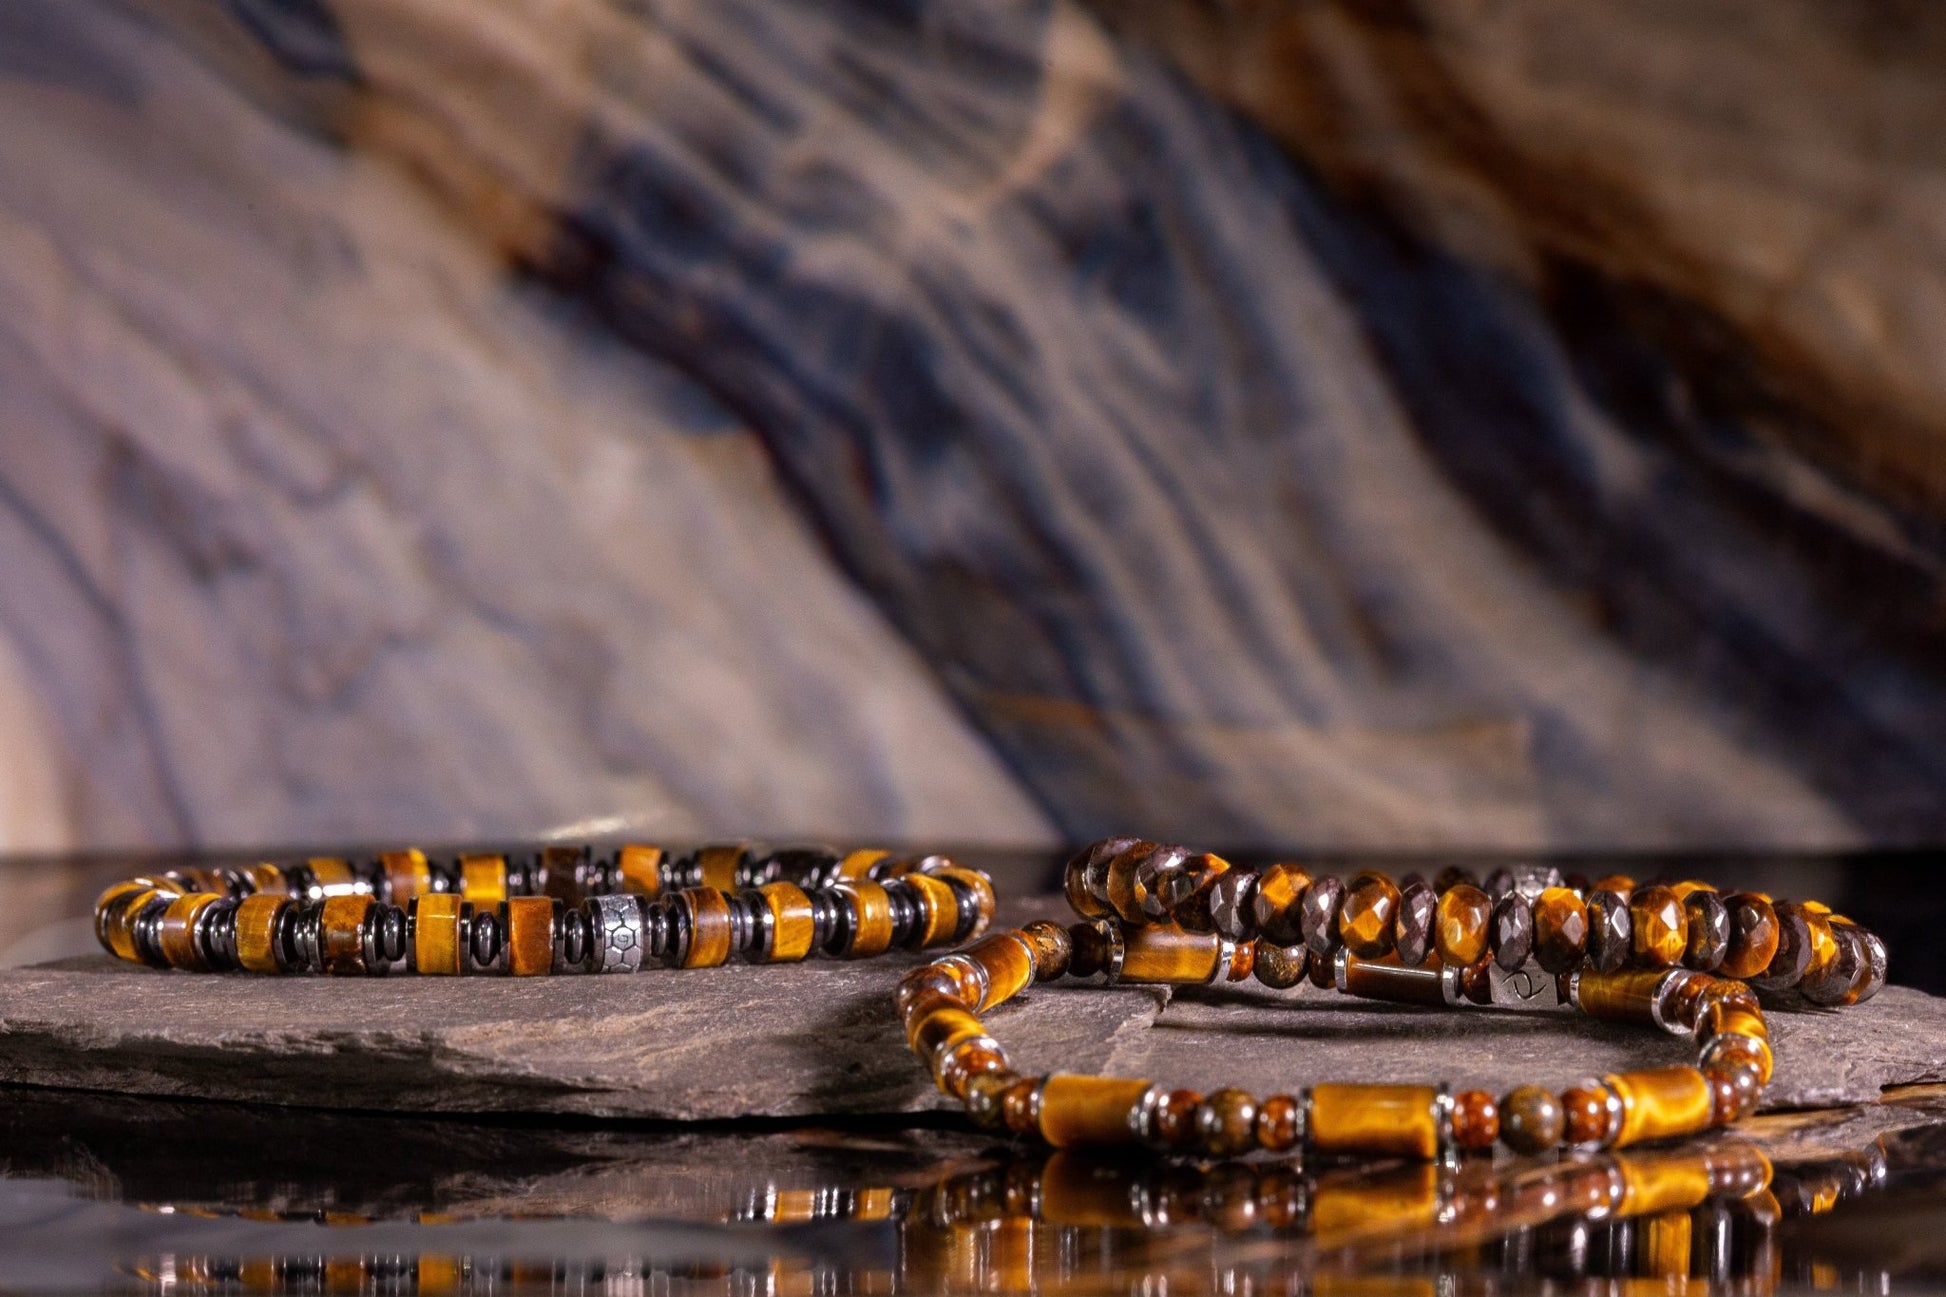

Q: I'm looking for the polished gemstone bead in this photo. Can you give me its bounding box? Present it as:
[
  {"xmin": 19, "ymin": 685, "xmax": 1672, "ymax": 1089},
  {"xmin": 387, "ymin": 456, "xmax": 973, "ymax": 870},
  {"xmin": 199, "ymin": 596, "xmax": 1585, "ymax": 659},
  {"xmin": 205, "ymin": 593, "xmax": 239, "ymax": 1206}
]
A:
[
  {"xmin": 1499, "ymin": 1086, "xmax": 1564, "ymax": 1155},
  {"xmin": 1132, "ymin": 845, "xmax": 1193, "ymax": 923},
  {"xmin": 1630, "ymin": 885, "xmax": 1687, "ymax": 968},
  {"xmin": 1198, "ymin": 1088, "xmax": 1259, "ymax": 1158},
  {"xmin": 1593, "ymin": 874, "xmax": 1636, "ymax": 896},
  {"xmin": 1532, "ymin": 887, "xmax": 1588, "ymax": 975},
  {"xmin": 1104, "ymin": 842, "xmax": 1164, "ymax": 923},
  {"xmin": 1585, "ymin": 889, "xmax": 1633, "ymax": 972},
  {"xmin": 1065, "ymin": 839, "xmax": 1130, "ymax": 920},
  {"xmin": 1851, "ymin": 929, "xmax": 1889, "ymax": 1004},
  {"xmin": 1489, "ymin": 894, "xmax": 1534, "ymax": 971},
  {"xmin": 1020, "ymin": 921, "xmax": 1073, "ymax": 982},
  {"xmin": 1483, "ymin": 867, "xmax": 1515, "ymax": 899},
  {"xmin": 1452, "ymin": 1090, "xmax": 1499, "ymax": 1151},
  {"xmin": 1209, "ymin": 870, "xmax": 1259, "ymax": 942},
  {"xmin": 1434, "ymin": 884, "xmax": 1492, "ymax": 966},
  {"xmin": 1067, "ymin": 922, "xmax": 1109, "ymax": 978},
  {"xmin": 1253, "ymin": 941, "xmax": 1308, "ymax": 990},
  {"xmin": 1707, "ymin": 1071, "xmax": 1742, "ymax": 1125},
  {"xmin": 963, "ymin": 1071, "xmax": 1016, "ymax": 1131},
  {"xmin": 1308, "ymin": 948, "xmax": 1337, "ymax": 989},
  {"xmin": 1251, "ymin": 864, "xmax": 1311, "ymax": 947},
  {"xmin": 1682, "ymin": 891, "xmax": 1730, "ymax": 971},
  {"xmin": 1459, "ymin": 955, "xmax": 1494, "ymax": 1005},
  {"xmin": 1301, "ymin": 875, "xmax": 1347, "ymax": 956},
  {"xmin": 1257, "ymin": 1094, "xmax": 1301, "ymax": 1152},
  {"xmin": 1752, "ymin": 900, "xmax": 1815, "ymax": 990},
  {"xmin": 1561, "ymin": 1083, "xmax": 1615, "ymax": 1147},
  {"xmin": 1002, "ymin": 1078, "xmax": 1044, "ymax": 1135},
  {"xmin": 1395, "ymin": 881, "xmax": 1437, "ymax": 966},
  {"xmin": 1157, "ymin": 1088, "xmax": 1203, "ymax": 1151},
  {"xmin": 1801, "ymin": 924, "xmax": 1865, "ymax": 1005},
  {"xmin": 1720, "ymin": 893, "xmax": 1781, "ymax": 979},
  {"xmin": 1433, "ymin": 866, "xmax": 1477, "ymax": 893},
  {"xmin": 1339, "ymin": 872, "xmax": 1401, "ymax": 959},
  {"xmin": 1163, "ymin": 853, "xmax": 1230, "ymax": 933}
]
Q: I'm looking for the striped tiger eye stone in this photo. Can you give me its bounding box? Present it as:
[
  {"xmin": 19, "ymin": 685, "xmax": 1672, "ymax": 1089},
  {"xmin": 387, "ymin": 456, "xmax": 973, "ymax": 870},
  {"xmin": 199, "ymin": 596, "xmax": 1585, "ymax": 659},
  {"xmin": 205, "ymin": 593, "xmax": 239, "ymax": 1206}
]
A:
[
  {"xmin": 379, "ymin": 849, "xmax": 431, "ymax": 904},
  {"xmin": 413, "ymin": 894, "xmax": 465, "ymax": 975},
  {"xmin": 459, "ymin": 855, "xmax": 508, "ymax": 904},
  {"xmin": 505, "ymin": 897, "xmax": 556, "ymax": 976},
  {"xmin": 1339, "ymin": 873, "xmax": 1401, "ymax": 959},
  {"xmin": 1434, "ymin": 884, "xmax": 1492, "ymax": 966},
  {"xmin": 1532, "ymin": 887, "xmax": 1588, "ymax": 974},
  {"xmin": 680, "ymin": 887, "xmax": 735, "ymax": 968},
  {"xmin": 902, "ymin": 872, "xmax": 958, "ymax": 949},
  {"xmin": 235, "ymin": 894, "xmax": 289, "ymax": 974},
  {"xmin": 159, "ymin": 893, "xmax": 222, "ymax": 970},
  {"xmin": 1753, "ymin": 900, "xmax": 1818, "ymax": 990},
  {"xmin": 617, "ymin": 845, "xmax": 664, "ymax": 896},
  {"xmin": 696, "ymin": 843, "xmax": 746, "ymax": 893},
  {"xmin": 1629, "ymin": 886, "xmax": 1687, "ymax": 968},
  {"xmin": 320, "ymin": 894, "xmax": 375, "ymax": 975},
  {"xmin": 1720, "ymin": 892, "xmax": 1780, "ymax": 979},
  {"xmin": 835, "ymin": 880, "xmax": 895, "ymax": 959},
  {"xmin": 1251, "ymin": 864, "xmax": 1311, "ymax": 947}
]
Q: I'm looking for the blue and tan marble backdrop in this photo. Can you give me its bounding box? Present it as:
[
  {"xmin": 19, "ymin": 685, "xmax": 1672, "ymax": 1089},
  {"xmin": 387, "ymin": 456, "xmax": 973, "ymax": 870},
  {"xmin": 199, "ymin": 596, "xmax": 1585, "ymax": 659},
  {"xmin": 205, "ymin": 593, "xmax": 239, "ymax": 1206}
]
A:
[{"xmin": 0, "ymin": 0, "xmax": 1941, "ymax": 853}]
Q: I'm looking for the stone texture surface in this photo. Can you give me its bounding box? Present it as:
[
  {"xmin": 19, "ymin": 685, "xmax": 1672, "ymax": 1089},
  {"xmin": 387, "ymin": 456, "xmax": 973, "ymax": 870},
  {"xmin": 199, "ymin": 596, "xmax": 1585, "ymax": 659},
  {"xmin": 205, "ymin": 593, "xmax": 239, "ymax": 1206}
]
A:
[
  {"xmin": 2, "ymin": 0, "xmax": 1944, "ymax": 856},
  {"xmin": 2, "ymin": 908, "xmax": 1939, "ymax": 1118}
]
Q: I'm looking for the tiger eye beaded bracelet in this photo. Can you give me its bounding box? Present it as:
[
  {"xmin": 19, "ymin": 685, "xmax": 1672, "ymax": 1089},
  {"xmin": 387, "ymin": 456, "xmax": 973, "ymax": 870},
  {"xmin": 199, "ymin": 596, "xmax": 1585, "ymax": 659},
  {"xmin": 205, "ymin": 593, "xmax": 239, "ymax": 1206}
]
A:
[
  {"xmin": 897, "ymin": 840, "xmax": 1888, "ymax": 1161},
  {"xmin": 94, "ymin": 843, "xmax": 994, "ymax": 976},
  {"xmin": 1065, "ymin": 838, "xmax": 1886, "ymax": 1006}
]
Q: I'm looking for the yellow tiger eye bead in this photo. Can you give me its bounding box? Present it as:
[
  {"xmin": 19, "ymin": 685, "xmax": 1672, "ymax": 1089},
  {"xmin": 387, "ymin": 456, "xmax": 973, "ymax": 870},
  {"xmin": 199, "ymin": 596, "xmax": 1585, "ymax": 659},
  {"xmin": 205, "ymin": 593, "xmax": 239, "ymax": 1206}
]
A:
[
  {"xmin": 307, "ymin": 857, "xmax": 361, "ymax": 897},
  {"xmin": 320, "ymin": 894, "xmax": 375, "ymax": 975},
  {"xmin": 1309, "ymin": 1084, "xmax": 1441, "ymax": 1159},
  {"xmin": 379, "ymin": 849, "xmax": 431, "ymax": 904},
  {"xmin": 836, "ymin": 880, "xmax": 895, "ymax": 958},
  {"xmin": 1037, "ymin": 1075, "xmax": 1153, "ymax": 1148},
  {"xmin": 759, "ymin": 882, "xmax": 817, "ymax": 962},
  {"xmin": 932, "ymin": 865, "xmax": 995, "ymax": 940},
  {"xmin": 459, "ymin": 855, "xmax": 508, "ymax": 904},
  {"xmin": 1605, "ymin": 1067, "xmax": 1715, "ymax": 1147},
  {"xmin": 505, "ymin": 897, "xmax": 556, "ymax": 976},
  {"xmin": 158, "ymin": 893, "xmax": 222, "ymax": 970},
  {"xmin": 695, "ymin": 843, "xmax": 745, "ymax": 893},
  {"xmin": 617, "ymin": 845, "xmax": 664, "ymax": 896},
  {"xmin": 1434, "ymin": 884, "xmax": 1492, "ymax": 966},
  {"xmin": 234, "ymin": 894, "xmax": 288, "ymax": 974},
  {"xmin": 963, "ymin": 932, "xmax": 1037, "ymax": 1008},
  {"xmin": 1339, "ymin": 872, "xmax": 1401, "ymax": 958},
  {"xmin": 412, "ymin": 894, "xmax": 464, "ymax": 975},
  {"xmin": 903, "ymin": 872, "xmax": 958, "ymax": 948},
  {"xmin": 1630, "ymin": 885, "xmax": 1687, "ymax": 968},
  {"xmin": 839, "ymin": 848, "xmax": 889, "ymax": 880},
  {"xmin": 1118, "ymin": 925, "xmax": 1224, "ymax": 985},
  {"xmin": 680, "ymin": 886, "xmax": 734, "ymax": 968}
]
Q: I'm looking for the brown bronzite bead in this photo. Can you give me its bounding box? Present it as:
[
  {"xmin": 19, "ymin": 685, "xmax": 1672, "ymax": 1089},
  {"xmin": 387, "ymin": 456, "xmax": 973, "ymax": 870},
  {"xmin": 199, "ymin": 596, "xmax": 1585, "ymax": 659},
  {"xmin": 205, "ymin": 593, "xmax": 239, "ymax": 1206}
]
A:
[
  {"xmin": 1532, "ymin": 886, "xmax": 1589, "ymax": 975},
  {"xmin": 1499, "ymin": 1086, "xmax": 1564, "ymax": 1155},
  {"xmin": 1253, "ymin": 941, "xmax": 1308, "ymax": 990},
  {"xmin": 1301, "ymin": 875, "xmax": 1347, "ymax": 956},
  {"xmin": 1585, "ymin": 889, "xmax": 1633, "ymax": 972},
  {"xmin": 1683, "ymin": 891, "xmax": 1731, "ymax": 971},
  {"xmin": 1339, "ymin": 872, "xmax": 1402, "ymax": 959},
  {"xmin": 1489, "ymin": 894, "xmax": 1534, "ymax": 972},
  {"xmin": 1395, "ymin": 880, "xmax": 1437, "ymax": 966},
  {"xmin": 1019, "ymin": 920, "xmax": 1073, "ymax": 981},
  {"xmin": 1307, "ymin": 948, "xmax": 1336, "ymax": 989},
  {"xmin": 1720, "ymin": 893, "xmax": 1781, "ymax": 979},
  {"xmin": 1561, "ymin": 1083, "xmax": 1618, "ymax": 1148},
  {"xmin": 1066, "ymin": 922, "xmax": 1110, "ymax": 978},
  {"xmin": 1251, "ymin": 864, "xmax": 1311, "ymax": 947},
  {"xmin": 1256, "ymin": 1094, "xmax": 1301, "ymax": 1152},
  {"xmin": 1199, "ymin": 1088, "xmax": 1259, "ymax": 1158},
  {"xmin": 1434, "ymin": 884, "xmax": 1492, "ymax": 966},
  {"xmin": 1451, "ymin": 1090, "xmax": 1499, "ymax": 1152},
  {"xmin": 1629, "ymin": 885, "xmax": 1687, "ymax": 968}
]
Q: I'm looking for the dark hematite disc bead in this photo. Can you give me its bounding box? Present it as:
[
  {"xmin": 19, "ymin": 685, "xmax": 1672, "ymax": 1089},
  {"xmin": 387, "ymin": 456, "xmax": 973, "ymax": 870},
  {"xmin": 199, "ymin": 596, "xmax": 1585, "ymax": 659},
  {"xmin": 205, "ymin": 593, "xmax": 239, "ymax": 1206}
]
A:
[
  {"xmin": 1209, "ymin": 870, "xmax": 1259, "ymax": 943},
  {"xmin": 1585, "ymin": 889, "xmax": 1632, "ymax": 973},
  {"xmin": 1489, "ymin": 894, "xmax": 1534, "ymax": 971},
  {"xmin": 1253, "ymin": 941, "xmax": 1308, "ymax": 990},
  {"xmin": 375, "ymin": 905, "xmax": 408, "ymax": 964},
  {"xmin": 470, "ymin": 911, "xmax": 502, "ymax": 967},
  {"xmin": 562, "ymin": 908, "xmax": 592, "ymax": 968},
  {"xmin": 1394, "ymin": 881, "xmax": 1436, "ymax": 966},
  {"xmin": 1752, "ymin": 901, "xmax": 1816, "ymax": 991},
  {"xmin": 1301, "ymin": 875, "xmax": 1346, "ymax": 956},
  {"xmin": 1683, "ymin": 891, "xmax": 1730, "ymax": 971}
]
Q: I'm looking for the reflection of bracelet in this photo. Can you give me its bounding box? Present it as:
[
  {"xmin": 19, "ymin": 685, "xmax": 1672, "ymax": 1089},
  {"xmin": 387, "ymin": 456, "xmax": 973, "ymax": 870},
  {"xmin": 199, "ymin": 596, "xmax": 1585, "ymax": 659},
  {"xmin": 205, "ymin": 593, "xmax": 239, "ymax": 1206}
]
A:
[
  {"xmin": 1065, "ymin": 839, "xmax": 1887, "ymax": 1004},
  {"xmin": 93, "ymin": 843, "xmax": 994, "ymax": 975},
  {"xmin": 898, "ymin": 838, "xmax": 1888, "ymax": 1161}
]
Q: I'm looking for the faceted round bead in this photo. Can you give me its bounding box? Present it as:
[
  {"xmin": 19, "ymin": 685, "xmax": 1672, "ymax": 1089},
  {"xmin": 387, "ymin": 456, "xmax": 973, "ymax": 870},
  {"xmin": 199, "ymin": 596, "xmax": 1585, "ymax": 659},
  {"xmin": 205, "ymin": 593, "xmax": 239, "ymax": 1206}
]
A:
[
  {"xmin": 1301, "ymin": 875, "xmax": 1347, "ymax": 956},
  {"xmin": 1062, "ymin": 841, "xmax": 1122, "ymax": 920},
  {"xmin": 1452, "ymin": 1090, "xmax": 1499, "ymax": 1151},
  {"xmin": 1434, "ymin": 884, "xmax": 1492, "ymax": 966},
  {"xmin": 1256, "ymin": 1094, "xmax": 1301, "ymax": 1152},
  {"xmin": 1105, "ymin": 842, "xmax": 1164, "ymax": 923},
  {"xmin": 1752, "ymin": 900, "xmax": 1815, "ymax": 991},
  {"xmin": 1395, "ymin": 881, "xmax": 1437, "ymax": 966},
  {"xmin": 1209, "ymin": 870, "xmax": 1259, "ymax": 942},
  {"xmin": 1499, "ymin": 1085, "xmax": 1564, "ymax": 1155},
  {"xmin": 1339, "ymin": 872, "xmax": 1401, "ymax": 959},
  {"xmin": 1133, "ymin": 845, "xmax": 1193, "ymax": 923},
  {"xmin": 1483, "ymin": 867, "xmax": 1515, "ymax": 899},
  {"xmin": 1019, "ymin": 921, "xmax": 1073, "ymax": 982},
  {"xmin": 1198, "ymin": 1088, "xmax": 1259, "ymax": 1158},
  {"xmin": 963, "ymin": 1071, "xmax": 1016, "ymax": 1130},
  {"xmin": 1801, "ymin": 925, "xmax": 1866, "ymax": 1006},
  {"xmin": 1593, "ymin": 874, "xmax": 1636, "ymax": 896},
  {"xmin": 1560, "ymin": 1084, "xmax": 1614, "ymax": 1147},
  {"xmin": 1253, "ymin": 941, "xmax": 1308, "ymax": 990},
  {"xmin": 1720, "ymin": 893, "xmax": 1781, "ymax": 979},
  {"xmin": 1585, "ymin": 890, "xmax": 1633, "ymax": 973},
  {"xmin": 1433, "ymin": 866, "xmax": 1477, "ymax": 893},
  {"xmin": 1157, "ymin": 1089, "xmax": 1203, "ymax": 1151},
  {"xmin": 1851, "ymin": 930, "xmax": 1889, "ymax": 1004},
  {"xmin": 1250, "ymin": 864, "xmax": 1311, "ymax": 947},
  {"xmin": 1629, "ymin": 885, "xmax": 1687, "ymax": 968},
  {"xmin": 1532, "ymin": 887, "xmax": 1589, "ymax": 975},
  {"xmin": 1167, "ymin": 854, "xmax": 1230, "ymax": 933},
  {"xmin": 1489, "ymin": 895, "xmax": 1534, "ymax": 972},
  {"xmin": 1683, "ymin": 891, "xmax": 1731, "ymax": 971}
]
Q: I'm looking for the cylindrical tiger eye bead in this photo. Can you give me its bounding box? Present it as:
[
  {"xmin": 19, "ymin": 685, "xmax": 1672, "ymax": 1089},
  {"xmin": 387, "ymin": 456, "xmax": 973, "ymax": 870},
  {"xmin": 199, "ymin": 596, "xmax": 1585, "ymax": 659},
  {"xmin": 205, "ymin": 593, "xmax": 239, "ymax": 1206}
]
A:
[
  {"xmin": 412, "ymin": 894, "xmax": 464, "ymax": 975},
  {"xmin": 1302, "ymin": 875, "xmax": 1347, "ymax": 956},
  {"xmin": 1037, "ymin": 1075, "xmax": 1155, "ymax": 1148},
  {"xmin": 616, "ymin": 844, "xmax": 664, "ymax": 896},
  {"xmin": 1630, "ymin": 886, "xmax": 1687, "ymax": 968},
  {"xmin": 1198, "ymin": 1088, "xmax": 1259, "ymax": 1158},
  {"xmin": 1251, "ymin": 864, "xmax": 1311, "ymax": 947},
  {"xmin": 158, "ymin": 893, "xmax": 223, "ymax": 971},
  {"xmin": 1500, "ymin": 1086, "xmax": 1564, "ymax": 1155},
  {"xmin": 1257, "ymin": 1094, "xmax": 1301, "ymax": 1152},
  {"xmin": 1309, "ymin": 1084, "xmax": 1440, "ymax": 1159},
  {"xmin": 1683, "ymin": 890, "xmax": 1730, "ymax": 971},
  {"xmin": 379, "ymin": 849, "xmax": 432, "ymax": 904},
  {"xmin": 1019, "ymin": 920, "xmax": 1073, "ymax": 981},
  {"xmin": 1561, "ymin": 1082, "xmax": 1619, "ymax": 1148},
  {"xmin": 234, "ymin": 894, "xmax": 289, "ymax": 974},
  {"xmin": 1395, "ymin": 880, "xmax": 1437, "ymax": 966},
  {"xmin": 694, "ymin": 843, "xmax": 744, "ymax": 893},
  {"xmin": 306, "ymin": 857, "xmax": 363, "ymax": 898},
  {"xmin": 1452, "ymin": 1091, "xmax": 1499, "ymax": 1151},
  {"xmin": 1342, "ymin": 952, "xmax": 1447, "ymax": 1007},
  {"xmin": 505, "ymin": 897, "xmax": 557, "ymax": 976},
  {"xmin": 1339, "ymin": 872, "xmax": 1401, "ymax": 959},
  {"xmin": 1118, "ymin": 925, "xmax": 1224, "ymax": 984},
  {"xmin": 674, "ymin": 887, "xmax": 732, "ymax": 968},
  {"xmin": 931, "ymin": 865, "xmax": 996, "ymax": 941},
  {"xmin": 459, "ymin": 855, "xmax": 508, "ymax": 905},
  {"xmin": 1606, "ymin": 1068, "xmax": 1715, "ymax": 1147},
  {"xmin": 1253, "ymin": 941, "xmax": 1308, "ymax": 990},
  {"xmin": 1585, "ymin": 889, "xmax": 1633, "ymax": 972},
  {"xmin": 963, "ymin": 932, "xmax": 1038, "ymax": 1008},
  {"xmin": 320, "ymin": 894, "xmax": 375, "ymax": 975},
  {"xmin": 1719, "ymin": 893, "xmax": 1780, "ymax": 979},
  {"xmin": 1434, "ymin": 884, "xmax": 1491, "ymax": 966},
  {"xmin": 757, "ymin": 882, "xmax": 816, "ymax": 962},
  {"xmin": 1532, "ymin": 887, "xmax": 1588, "ymax": 974},
  {"xmin": 1489, "ymin": 894, "xmax": 1533, "ymax": 971},
  {"xmin": 902, "ymin": 873, "xmax": 959, "ymax": 949}
]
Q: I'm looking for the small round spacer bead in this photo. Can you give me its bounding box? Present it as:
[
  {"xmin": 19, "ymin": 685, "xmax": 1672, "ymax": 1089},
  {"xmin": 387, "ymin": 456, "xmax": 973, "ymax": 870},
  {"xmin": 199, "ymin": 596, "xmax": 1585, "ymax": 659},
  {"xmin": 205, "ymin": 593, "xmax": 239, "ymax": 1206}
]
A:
[
  {"xmin": 1253, "ymin": 941, "xmax": 1307, "ymax": 990},
  {"xmin": 1155, "ymin": 1088, "xmax": 1203, "ymax": 1152},
  {"xmin": 1256, "ymin": 1093, "xmax": 1301, "ymax": 1153},
  {"xmin": 1451, "ymin": 1090, "xmax": 1499, "ymax": 1152},
  {"xmin": 963, "ymin": 1071, "xmax": 1018, "ymax": 1131},
  {"xmin": 1002, "ymin": 1077, "xmax": 1045, "ymax": 1135},
  {"xmin": 1560, "ymin": 1082, "xmax": 1623, "ymax": 1149},
  {"xmin": 1197, "ymin": 1088, "xmax": 1258, "ymax": 1159},
  {"xmin": 1499, "ymin": 1085, "xmax": 1564, "ymax": 1155}
]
